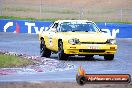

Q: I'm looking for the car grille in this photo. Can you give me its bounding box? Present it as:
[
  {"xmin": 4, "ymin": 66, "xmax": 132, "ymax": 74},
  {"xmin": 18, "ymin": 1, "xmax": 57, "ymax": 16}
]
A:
[
  {"xmin": 79, "ymin": 49, "xmax": 105, "ymax": 53},
  {"xmin": 80, "ymin": 42, "xmax": 106, "ymax": 44}
]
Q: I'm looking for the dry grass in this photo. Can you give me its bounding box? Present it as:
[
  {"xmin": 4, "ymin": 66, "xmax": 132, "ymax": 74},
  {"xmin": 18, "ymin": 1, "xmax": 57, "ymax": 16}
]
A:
[
  {"xmin": 1, "ymin": 0, "xmax": 132, "ymax": 22},
  {"xmin": 0, "ymin": 54, "xmax": 34, "ymax": 68}
]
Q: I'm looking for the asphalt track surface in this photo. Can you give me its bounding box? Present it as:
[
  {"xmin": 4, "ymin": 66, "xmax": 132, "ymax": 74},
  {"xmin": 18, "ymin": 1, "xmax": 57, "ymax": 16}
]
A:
[{"xmin": 0, "ymin": 32, "xmax": 132, "ymax": 82}]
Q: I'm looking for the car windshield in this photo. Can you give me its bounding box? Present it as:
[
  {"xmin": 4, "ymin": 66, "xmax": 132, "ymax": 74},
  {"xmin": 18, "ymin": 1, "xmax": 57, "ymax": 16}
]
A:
[{"xmin": 59, "ymin": 22, "xmax": 100, "ymax": 32}]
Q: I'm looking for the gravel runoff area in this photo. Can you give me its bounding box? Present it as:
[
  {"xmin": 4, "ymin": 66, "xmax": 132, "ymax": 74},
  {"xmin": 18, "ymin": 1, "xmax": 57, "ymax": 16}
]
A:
[{"xmin": 0, "ymin": 82, "xmax": 132, "ymax": 88}]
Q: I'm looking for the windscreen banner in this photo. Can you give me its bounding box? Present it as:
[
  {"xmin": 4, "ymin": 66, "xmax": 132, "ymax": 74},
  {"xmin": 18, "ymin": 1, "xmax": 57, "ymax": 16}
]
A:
[{"xmin": 0, "ymin": 19, "xmax": 132, "ymax": 38}]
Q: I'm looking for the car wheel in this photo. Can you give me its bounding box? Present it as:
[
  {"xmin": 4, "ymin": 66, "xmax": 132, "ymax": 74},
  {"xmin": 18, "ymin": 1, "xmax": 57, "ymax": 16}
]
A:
[
  {"xmin": 40, "ymin": 39, "xmax": 51, "ymax": 57},
  {"xmin": 104, "ymin": 54, "xmax": 114, "ymax": 61},
  {"xmin": 58, "ymin": 41, "xmax": 68, "ymax": 60}
]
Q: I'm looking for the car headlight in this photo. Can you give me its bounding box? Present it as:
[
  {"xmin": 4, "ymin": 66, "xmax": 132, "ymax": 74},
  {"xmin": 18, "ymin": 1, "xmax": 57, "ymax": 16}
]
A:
[
  {"xmin": 68, "ymin": 38, "xmax": 80, "ymax": 45},
  {"xmin": 106, "ymin": 39, "xmax": 116, "ymax": 44}
]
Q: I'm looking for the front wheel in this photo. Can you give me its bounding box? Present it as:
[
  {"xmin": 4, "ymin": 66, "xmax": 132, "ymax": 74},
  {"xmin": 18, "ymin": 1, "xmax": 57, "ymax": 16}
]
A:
[
  {"xmin": 40, "ymin": 39, "xmax": 51, "ymax": 57},
  {"xmin": 58, "ymin": 41, "xmax": 68, "ymax": 60},
  {"xmin": 104, "ymin": 54, "xmax": 114, "ymax": 61}
]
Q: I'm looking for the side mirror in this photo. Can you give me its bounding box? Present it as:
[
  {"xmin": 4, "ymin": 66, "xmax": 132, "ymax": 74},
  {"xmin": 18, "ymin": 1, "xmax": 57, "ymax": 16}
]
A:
[
  {"xmin": 101, "ymin": 29, "xmax": 108, "ymax": 33},
  {"xmin": 101, "ymin": 29, "xmax": 111, "ymax": 37}
]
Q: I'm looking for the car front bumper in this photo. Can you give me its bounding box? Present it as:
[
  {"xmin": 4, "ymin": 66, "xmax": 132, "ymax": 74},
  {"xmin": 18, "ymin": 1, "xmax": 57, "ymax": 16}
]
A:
[{"xmin": 63, "ymin": 44, "xmax": 117, "ymax": 55}]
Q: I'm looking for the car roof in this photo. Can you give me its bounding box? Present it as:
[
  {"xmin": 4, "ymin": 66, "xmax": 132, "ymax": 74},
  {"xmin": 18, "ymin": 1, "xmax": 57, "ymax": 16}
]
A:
[{"xmin": 55, "ymin": 20, "xmax": 93, "ymax": 23}]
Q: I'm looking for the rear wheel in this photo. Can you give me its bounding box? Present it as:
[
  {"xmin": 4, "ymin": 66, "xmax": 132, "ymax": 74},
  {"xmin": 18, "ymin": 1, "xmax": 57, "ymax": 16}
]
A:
[
  {"xmin": 40, "ymin": 39, "xmax": 51, "ymax": 57},
  {"xmin": 58, "ymin": 41, "xmax": 68, "ymax": 60},
  {"xmin": 104, "ymin": 54, "xmax": 114, "ymax": 61}
]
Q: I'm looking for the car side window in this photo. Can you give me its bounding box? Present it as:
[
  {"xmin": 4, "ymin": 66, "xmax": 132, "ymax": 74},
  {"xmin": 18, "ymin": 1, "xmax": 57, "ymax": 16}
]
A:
[
  {"xmin": 48, "ymin": 23, "xmax": 58, "ymax": 32},
  {"xmin": 52, "ymin": 23, "xmax": 58, "ymax": 28}
]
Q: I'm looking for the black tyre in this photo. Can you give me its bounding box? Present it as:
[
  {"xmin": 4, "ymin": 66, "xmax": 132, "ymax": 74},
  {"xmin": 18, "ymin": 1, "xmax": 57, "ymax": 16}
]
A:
[
  {"xmin": 58, "ymin": 41, "xmax": 68, "ymax": 60},
  {"xmin": 40, "ymin": 39, "xmax": 51, "ymax": 57},
  {"xmin": 76, "ymin": 75, "xmax": 86, "ymax": 85},
  {"xmin": 104, "ymin": 54, "xmax": 114, "ymax": 61}
]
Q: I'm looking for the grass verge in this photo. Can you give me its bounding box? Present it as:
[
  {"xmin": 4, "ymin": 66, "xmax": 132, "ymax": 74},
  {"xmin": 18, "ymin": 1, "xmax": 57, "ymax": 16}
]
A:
[
  {"xmin": 0, "ymin": 16, "xmax": 56, "ymax": 21},
  {"xmin": 0, "ymin": 16, "xmax": 132, "ymax": 24},
  {"xmin": 0, "ymin": 54, "xmax": 34, "ymax": 68}
]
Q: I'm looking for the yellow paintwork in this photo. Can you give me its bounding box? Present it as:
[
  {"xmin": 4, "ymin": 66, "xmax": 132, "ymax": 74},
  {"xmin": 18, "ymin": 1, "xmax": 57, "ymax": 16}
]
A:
[{"xmin": 39, "ymin": 20, "xmax": 117, "ymax": 55}]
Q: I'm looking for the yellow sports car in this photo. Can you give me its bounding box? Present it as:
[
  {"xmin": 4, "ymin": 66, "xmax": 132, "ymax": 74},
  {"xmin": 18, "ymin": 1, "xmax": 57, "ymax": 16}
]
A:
[{"xmin": 39, "ymin": 20, "xmax": 117, "ymax": 60}]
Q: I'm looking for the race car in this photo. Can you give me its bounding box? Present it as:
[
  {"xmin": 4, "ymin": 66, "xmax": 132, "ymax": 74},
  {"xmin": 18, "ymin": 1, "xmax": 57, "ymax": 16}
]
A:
[{"xmin": 39, "ymin": 20, "xmax": 117, "ymax": 60}]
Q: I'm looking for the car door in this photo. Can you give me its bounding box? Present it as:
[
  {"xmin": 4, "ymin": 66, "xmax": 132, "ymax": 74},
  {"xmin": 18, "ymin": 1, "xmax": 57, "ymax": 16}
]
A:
[{"xmin": 47, "ymin": 22, "xmax": 59, "ymax": 51}]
